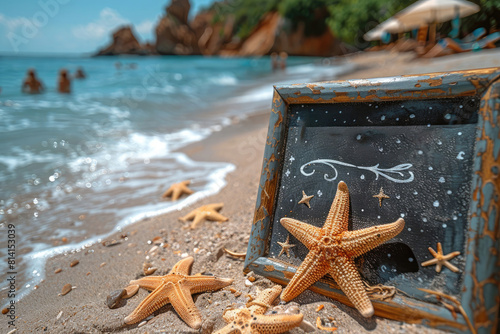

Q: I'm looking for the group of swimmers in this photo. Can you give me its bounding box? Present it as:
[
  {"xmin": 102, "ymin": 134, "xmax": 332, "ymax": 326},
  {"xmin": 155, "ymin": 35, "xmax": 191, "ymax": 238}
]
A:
[{"xmin": 22, "ymin": 67, "xmax": 86, "ymax": 94}]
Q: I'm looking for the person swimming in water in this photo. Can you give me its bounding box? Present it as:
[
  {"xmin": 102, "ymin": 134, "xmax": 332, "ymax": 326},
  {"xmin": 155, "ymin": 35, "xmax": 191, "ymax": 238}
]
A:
[
  {"xmin": 74, "ymin": 67, "xmax": 86, "ymax": 79},
  {"xmin": 22, "ymin": 69, "xmax": 44, "ymax": 94},
  {"xmin": 58, "ymin": 69, "xmax": 71, "ymax": 94}
]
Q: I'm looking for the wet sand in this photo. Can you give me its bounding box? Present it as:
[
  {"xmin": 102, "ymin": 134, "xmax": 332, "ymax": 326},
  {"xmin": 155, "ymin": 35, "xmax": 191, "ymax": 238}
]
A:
[{"xmin": 3, "ymin": 49, "xmax": 500, "ymax": 333}]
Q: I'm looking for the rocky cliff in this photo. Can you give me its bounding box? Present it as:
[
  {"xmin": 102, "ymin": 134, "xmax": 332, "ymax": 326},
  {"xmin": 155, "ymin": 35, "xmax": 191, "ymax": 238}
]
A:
[
  {"xmin": 96, "ymin": 26, "xmax": 154, "ymax": 56},
  {"xmin": 96, "ymin": 0, "xmax": 344, "ymax": 57},
  {"xmin": 155, "ymin": 0, "xmax": 199, "ymax": 55}
]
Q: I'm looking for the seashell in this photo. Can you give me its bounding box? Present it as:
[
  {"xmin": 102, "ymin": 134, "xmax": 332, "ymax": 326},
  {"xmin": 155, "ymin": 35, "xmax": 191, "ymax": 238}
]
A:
[
  {"xmin": 148, "ymin": 245, "xmax": 159, "ymax": 254},
  {"xmin": 248, "ymin": 276, "xmax": 256, "ymax": 282},
  {"xmin": 54, "ymin": 268, "xmax": 62, "ymax": 274},
  {"xmin": 144, "ymin": 267, "xmax": 158, "ymax": 275},
  {"xmin": 100, "ymin": 262, "xmax": 106, "ymax": 267},
  {"xmin": 152, "ymin": 236, "xmax": 163, "ymax": 244},
  {"xmin": 56, "ymin": 311, "xmax": 63, "ymax": 320},
  {"xmin": 299, "ymin": 319, "xmax": 316, "ymax": 332},
  {"xmin": 70, "ymin": 260, "xmax": 79, "ymax": 267},
  {"xmin": 107, "ymin": 289, "xmax": 126, "ymax": 309},
  {"xmin": 316, "ymin": 304, "xmax": 324, "ymax": 312},
  {"xmin": 244, "ymin": 279, "xmax": 253, "ymax": 287},
  {"xmin": 103, "ymin": 239, "xmax": 120, "ymax": 247},
  {"xmin": 60, "ymin": 283, "xmax": 73, "ymax": 296},
  {"xmin": 2, "ymin": 308, "xmax": 8, "ymax": 314},
  {"xmin": 123, "ymin": 284, "xmax": 139, "ymax": 299}
]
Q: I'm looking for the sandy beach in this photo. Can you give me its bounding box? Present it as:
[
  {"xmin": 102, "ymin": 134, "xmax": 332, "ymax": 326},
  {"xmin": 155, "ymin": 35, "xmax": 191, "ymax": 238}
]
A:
[{"xmin": 3, "ymin": 49, "xmax": 500, "ymax": 333}]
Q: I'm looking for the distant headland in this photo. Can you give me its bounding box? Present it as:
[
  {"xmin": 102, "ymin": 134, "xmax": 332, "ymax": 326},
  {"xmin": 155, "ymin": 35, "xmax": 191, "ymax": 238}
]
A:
[{"xmin": 95, "ymin": 0, "xmax": 345, "ymax": 57}]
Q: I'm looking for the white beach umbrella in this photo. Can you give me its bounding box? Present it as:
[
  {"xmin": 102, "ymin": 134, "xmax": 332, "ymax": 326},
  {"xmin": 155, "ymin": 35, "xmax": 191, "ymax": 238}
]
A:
[
  {"xmin": 394, "ymin": 0, "xmax": 480, "ymax": 28},
  {"xmin": 364, "ymin": 18, "xmax": 405, "ymax": 40}
]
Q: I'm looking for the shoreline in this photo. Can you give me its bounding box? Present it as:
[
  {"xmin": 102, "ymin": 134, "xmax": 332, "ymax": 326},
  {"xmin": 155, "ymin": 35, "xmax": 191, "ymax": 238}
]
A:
[{"xmin": 3, "ymin": 50, "xmax": 500, "ymax": 333}]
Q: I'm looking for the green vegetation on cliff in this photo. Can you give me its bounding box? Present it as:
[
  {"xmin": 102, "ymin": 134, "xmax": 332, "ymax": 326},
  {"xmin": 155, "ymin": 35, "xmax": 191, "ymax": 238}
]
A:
[{"xmin": 208, "ymin": 0, "xmax": 500, "ymax": 47}]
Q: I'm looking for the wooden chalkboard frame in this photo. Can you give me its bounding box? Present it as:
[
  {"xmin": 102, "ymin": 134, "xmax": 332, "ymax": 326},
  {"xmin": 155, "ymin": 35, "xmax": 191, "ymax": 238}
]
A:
[{"xmin": 244, "ymin": 68, "xmax": 500, "ymax": 334}]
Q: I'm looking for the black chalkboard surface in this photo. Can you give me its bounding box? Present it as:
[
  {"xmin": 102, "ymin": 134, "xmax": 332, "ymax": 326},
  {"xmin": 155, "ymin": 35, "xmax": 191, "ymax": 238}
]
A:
[
  {"xmin": 244, "ymin": 68, "xmax": 500, "ymax": 333},
  {"xmin": 269, "ymin": 97, "xmax": 478, "ymax": 300}
]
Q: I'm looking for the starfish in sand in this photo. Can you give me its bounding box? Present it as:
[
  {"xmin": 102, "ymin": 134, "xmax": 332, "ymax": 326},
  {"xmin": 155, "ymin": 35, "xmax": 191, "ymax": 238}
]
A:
[
  {"xmin": 277, "ymin": 235, "xmax": 295, "ymax": 258},
  {"xmin": 373, "ymin": 187, "xmax": 390, "ymax": 207},
  {"xmin": 179, "ymin": 203, "xmax": 228, "ymax": 229},
  {"xmin": 280, "ymin": 181, "xmax": 405, "ymax": 317},
  {"xmin": 298, "ymin": 190, "xmax": 314, "ymax": 208},
  {"xmin": 124, "ymin": 256, "xmax": 233, "ymax": 328},
  {"xmin": 162, "ymin": 180, "xmax": 194, "ymax": 201},
  {"xmin": 421, "ymin": 242, "xmax": 460, "ymax": 273},
  {"xmin": 213, "ymin": 285, "xmax": 303, "ymax": 334}
]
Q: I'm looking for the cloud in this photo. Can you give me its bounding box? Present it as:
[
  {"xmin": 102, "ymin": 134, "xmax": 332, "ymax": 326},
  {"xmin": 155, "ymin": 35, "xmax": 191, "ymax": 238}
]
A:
[
  {"xmin": 0, "ymin": 13, "xmax": 29, "ymax": 32},
  {"xmin": 135, "ymin": 19, "xmax": 154, "ymax": 35},
  {"xmin": 72, "ymin": 8, "xmax": 128, "ymax": 40}
]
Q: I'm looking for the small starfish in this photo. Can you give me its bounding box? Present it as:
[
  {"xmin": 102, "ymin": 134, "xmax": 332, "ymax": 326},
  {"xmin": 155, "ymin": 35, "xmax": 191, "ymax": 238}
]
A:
[
  {"xmin": 298, "ymin": 190, "xmax": 314, "ymax": 208},
  {"xmin": 179, "ymin": 203, "xmax": 228, "ymax": 229},
  {"xmin": 277, "ymin": 235, "xmax": 296, "ymax": 258},
  {"xmin": 213, "ymin": 285, "xmax": 303, "ymax": 334},
  {"xmin": 280, "ymin": 181, "xmax": 405, "ymax": 317},
  {"xmin": 373, "ymin": 187, "xmax": 390, "ymax": 207},
  {"xmin": 124, "ymin": 256, "xmax": 233, "ymax": 328},
  {"xmin": 421, "ymin": 242, "xmax": 460, "ymax": 273},
  {"xmin": 162, "ymin": 180, "xmax": 194, "ymax": 201}
]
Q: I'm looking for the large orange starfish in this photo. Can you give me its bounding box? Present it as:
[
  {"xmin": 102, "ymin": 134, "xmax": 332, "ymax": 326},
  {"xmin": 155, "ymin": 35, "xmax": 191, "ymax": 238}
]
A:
[
  {"xmin": 162, "ymin": 180, "xmax": 194, "ymax": 201},
  {"xmin": 213, "ymin": 285, "xmax": 303, "ymax": 334},
  {"xmin": 280, "ymin": 181, "xmax": 405, "ymax": 317},
  {"xmin": 124, "ymin": 256, "xmax": 233, "ymax": 328},
  {"xmin": 179, "ymin": 203, "xmax": 228, "ymax": 229}
]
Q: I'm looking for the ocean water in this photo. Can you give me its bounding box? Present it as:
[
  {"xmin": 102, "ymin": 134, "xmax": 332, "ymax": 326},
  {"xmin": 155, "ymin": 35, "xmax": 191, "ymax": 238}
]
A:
[{"xmin": 0, "ymin": 55, "xmax": 351, "ymax": 304}]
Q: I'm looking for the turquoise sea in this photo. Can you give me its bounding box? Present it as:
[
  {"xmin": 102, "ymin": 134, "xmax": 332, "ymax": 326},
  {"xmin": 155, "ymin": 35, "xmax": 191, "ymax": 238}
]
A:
[{"xmin": 0, "ymin": 55, "xmax": 350, "ymax": 304}]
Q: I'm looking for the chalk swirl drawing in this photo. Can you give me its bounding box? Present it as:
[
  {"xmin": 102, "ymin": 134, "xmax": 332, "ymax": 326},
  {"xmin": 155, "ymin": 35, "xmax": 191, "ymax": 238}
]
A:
[{"xmin": 300, "ymin": 159, "xmax": 414, "ymax": 183}]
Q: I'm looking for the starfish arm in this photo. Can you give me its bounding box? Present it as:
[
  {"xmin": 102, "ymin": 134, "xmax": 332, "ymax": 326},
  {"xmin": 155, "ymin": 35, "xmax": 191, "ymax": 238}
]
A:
[
  {"xmin": 212, "ymin": 324, "xmax": 239, "ymax": 334},
  {"xmin": 170, "ymin": 256, "xmax": 194, "ymax": 275},
  {"xmin": 323, "ymin": 181, "xmax": 350, "ymax": 235},
  {"xmin": 184, "ymin": 275, "xmax": 233, "ymax": 294},
  {"xmin": 180, "ymin": 211, "xmax": 196, "ymax": 222},
  {"xmin": 421, "ymin": 258, "xmax": 438, "ymax": 267},
  {"xmin": 280, "ymin": 218, "xmax": 322, "ymax": 250},
  {"xmin": 168, "ymin": 283, "xmax": 203, "ymax": 329},
  {"xmin": 443, "ymin": 261, "xmax": 460, "ymax": 272},
  {"xmin": 251, "ymin": 313, "xmax": 304, "ymax": 333},
  {"xmin": 181, "ymin": 185, "xmax": 194, "ymax": 194},
  {"xmin": 124, "ymin": 283, "xmax": 171, "ymax": 324},
  {"xmin": 443, "ymin": 251, "xmax": 461, "ymax": 260},
  {"xmin": 281, "ymin": 250, "xmax": 330, "ymax": 302},
  {"xmin": 340, "ymin": 218, "xmax": 405, "ymax": 258},
  {"xmin": 171, "ymin": 188, "xmax": 182, "ymax": 201},
  {"xmin": 205, "ymin": 211, "xmax": 229, "ymax": 222},
  {"xmin": 436, "ymin": 262, "xmax": 442, "ymax": 272},
  {"xmin": 329, "ymin": 256, "xmax": 374, "ymax": 318},
  {"xmin": 162, "ymin": 187, "xmax": 173, "ymax": 198},
  {"xmin": 247, "ymin": 285, "xmax": 282, "ymax": 315},
  {"xmin": 129, "ymin": 276, "xmax": 164, "ymax": 291},
  {"xmin": 428, "ymin": 247, "xmax": 438, "ymax": 258},
  {"xmin": 190, "ymin": 213, "xmax": 208, "ymax": 228},
  {"xmin": 207, "ymin": 202, "xmax": 224, "ymax": 211}
]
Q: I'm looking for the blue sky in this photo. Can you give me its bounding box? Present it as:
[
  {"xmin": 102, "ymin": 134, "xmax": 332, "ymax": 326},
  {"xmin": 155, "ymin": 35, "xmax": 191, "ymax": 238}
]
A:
[{"xmin": 0, "ymin": 0, "xmax": 216, "ymax": 54}]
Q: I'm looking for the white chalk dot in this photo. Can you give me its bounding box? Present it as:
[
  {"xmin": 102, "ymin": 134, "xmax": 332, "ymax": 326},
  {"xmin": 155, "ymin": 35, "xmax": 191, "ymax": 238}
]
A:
[
  {"xmin": 360, "ymin": 174, "xmax": 365, "ymax": 180},
  {"xmin": 418, "ymin": 150, "xmax": 423, "ymax": 155},
  {"xmin": 407, "ymin": 227, "xmax": 411, "ymax": 231},
  {"xmin": 410, "ymin": 114, "xmax": 415, "ymax": 118},
  {"xmin": 442, "ymin": 223, "xmax": 447, "ymax": 228},
  {"xmin": 437, "ymin": 140, "xmax": 442, "ymax": 145},
  {"xmin": 413, "ymin": 190, "xmax": 418, "ymax": 195},
  {"xmin": 356, "ymin": 134, "xmax": 362, "ymax": 140},
  {"xmin": 422, "ymin": 218, "xmax": 428, "ymax": 222},
  {"xmin": 387, "ymin": 253, "xmax": 391, "ymax": 258},
  {"xmin": 400, "ymin": 213, "xmax": 405, "ymax": 218},
  {"xmin": 409, "ymin": 257, "xmax": 414, "ymax": 262},
  {"xmin": 396, "ymin": 138, "xmax": 401, "ymax": 144},
  {"xmin": 439, "ymin": 177, "xmax": 445, "ymax": 183},
  {"xmin": 428, "ymin": 166, "xmax": 433, "ymax": 170},
  {"xmin": 445, "ymin": 114, "xmax": 451, "ymax": 120},
  {"xmin": 452, "ymin": 215, "xmax": 457, "ymax": 220},
  {"xmin": 433, "ymin": 200, "xmax": 440, "ymax": 207},
  {"xmin": 458, "ymin": 132, "xmax": 462, "ymax": 136},
  {"xmin": 377, "ymin": 215, "xmax": 381, "ymax": 219},
  {"xmin": 381, "ymin": 115, "xmax": 385, "ymax": 120},
  {"xmin": 420, "ymin": 229, "xmax": 424, "ymax": 233},
  {"xmin": 447, "ymin": 190, "xmax": 452, "ymax": 194}
]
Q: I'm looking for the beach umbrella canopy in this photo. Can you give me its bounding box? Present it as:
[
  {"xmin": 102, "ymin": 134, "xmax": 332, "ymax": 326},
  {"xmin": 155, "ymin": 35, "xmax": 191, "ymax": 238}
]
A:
[
  {"xmin": 394, "ymin": 0, "xmax": 480, "ymax": 28},
  {"xmin": 364, "ymin": 18, "xmax": 404, "ymax": 40}
]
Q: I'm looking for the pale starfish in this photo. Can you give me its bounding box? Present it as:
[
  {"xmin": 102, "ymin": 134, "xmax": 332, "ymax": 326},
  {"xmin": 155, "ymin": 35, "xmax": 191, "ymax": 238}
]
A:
[
  {"xmin": 298, "ymin": 190, "xmax": 314, "ymax": 208},
  {"xmin": 280, "ymin": 181, "xmax": 405, "ymax": 317},
  {"xmin": 373, "ymin": 187, "xmax": 390, "ymax": 207},
  {"xmin": 124, "ymin": 256, "xmax": 233, "ymax": 328},
  {"xmin": 277, "ymin": 235, "xmax": 295, "ymax": 258},
  {"xmin": 421, "ymin": 242, "xmax": 460, "ymax": 273},
  {"xmin": 179, "ymin": 203, "xmax": 228, "ymax": 229},
  {"xmin": 213, "ymin": 285, "xmax": 303, "ymax": 334},
  {"xmin": 162, "ymin": 180, "xmax": 194, "ymax": 201}
]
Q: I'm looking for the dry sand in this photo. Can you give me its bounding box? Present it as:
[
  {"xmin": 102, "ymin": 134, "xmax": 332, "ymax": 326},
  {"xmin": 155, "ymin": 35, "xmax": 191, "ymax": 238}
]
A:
[{"xmin": 3, "ymin": 49, "xmax": 499, "ymax": 333}]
